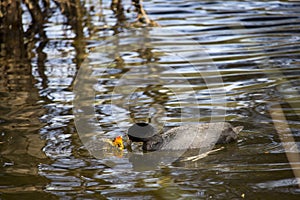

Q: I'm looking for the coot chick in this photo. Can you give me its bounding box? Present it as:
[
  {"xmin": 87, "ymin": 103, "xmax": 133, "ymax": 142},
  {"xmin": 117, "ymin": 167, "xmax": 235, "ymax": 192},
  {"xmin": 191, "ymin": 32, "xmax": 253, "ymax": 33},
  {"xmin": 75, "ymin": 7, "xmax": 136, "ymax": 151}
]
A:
[{"xmin": 127, "ymin": 122, "xmax": 243, "ymax": 152}]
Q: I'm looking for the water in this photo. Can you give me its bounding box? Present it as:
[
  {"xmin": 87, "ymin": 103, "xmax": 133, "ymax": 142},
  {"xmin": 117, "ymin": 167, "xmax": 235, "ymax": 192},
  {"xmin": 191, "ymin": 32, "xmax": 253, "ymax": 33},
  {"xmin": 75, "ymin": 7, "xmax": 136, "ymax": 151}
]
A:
[{"xmin": 1, "ymin": 0, "xmax": 300, "ymax": 199}]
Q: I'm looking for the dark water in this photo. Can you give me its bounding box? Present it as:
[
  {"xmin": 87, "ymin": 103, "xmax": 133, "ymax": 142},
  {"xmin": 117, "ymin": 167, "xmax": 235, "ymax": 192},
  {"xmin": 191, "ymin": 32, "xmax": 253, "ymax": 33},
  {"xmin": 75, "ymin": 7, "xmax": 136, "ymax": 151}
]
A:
[{"xmin": 1, "ymin": 0, "xmax": 300, "ymax": 199}]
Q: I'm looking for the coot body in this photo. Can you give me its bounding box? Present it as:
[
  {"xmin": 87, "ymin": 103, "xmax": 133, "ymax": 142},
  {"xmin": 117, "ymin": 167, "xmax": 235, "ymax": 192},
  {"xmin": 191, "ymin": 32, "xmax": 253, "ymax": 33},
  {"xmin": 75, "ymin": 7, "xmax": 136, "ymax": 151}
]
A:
[{"xmin": 127, "ymin": 122, "xmax": 243, "ymax": 151}]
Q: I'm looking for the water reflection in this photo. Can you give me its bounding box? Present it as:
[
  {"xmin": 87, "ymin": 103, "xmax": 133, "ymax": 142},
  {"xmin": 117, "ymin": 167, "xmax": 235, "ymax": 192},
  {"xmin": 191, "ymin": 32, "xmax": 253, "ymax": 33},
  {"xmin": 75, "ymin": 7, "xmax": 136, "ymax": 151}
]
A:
[
  {"xmin": 0, "ymin": 61, "xmax": 49, "ymax": 196},
  {"xmin": 1, "ymin": 0, "xmax": 300, "ymax": 199}
]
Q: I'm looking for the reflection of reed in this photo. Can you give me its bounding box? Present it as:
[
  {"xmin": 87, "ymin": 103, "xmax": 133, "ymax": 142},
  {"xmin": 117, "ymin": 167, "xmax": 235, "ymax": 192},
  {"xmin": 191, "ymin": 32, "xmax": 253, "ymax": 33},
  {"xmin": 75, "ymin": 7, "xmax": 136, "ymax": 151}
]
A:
[
  {"xmin": 112, "ymin": 0, "xmax": 158, "ymax": 27},
  {"xmin": 0, "ymin": 0, "xmax": 27, "ymax": 60},
  {"xmin": 0, "ymin": 0, "xmax": 158, "ymax": 159},
  {"xmin": 0, "ymin": 0, "xmax": 156, "ymax": 63},
  {"xmin": 0, "ymin": 53, "xmax": 47, "ymax": 162},
  {"xmin": 0, "ymin": 1, "xmax": 48, "ymax": 161},
  {"xmin": 132, "ymin": 0, "xmax": 152, "ymax": 24}
]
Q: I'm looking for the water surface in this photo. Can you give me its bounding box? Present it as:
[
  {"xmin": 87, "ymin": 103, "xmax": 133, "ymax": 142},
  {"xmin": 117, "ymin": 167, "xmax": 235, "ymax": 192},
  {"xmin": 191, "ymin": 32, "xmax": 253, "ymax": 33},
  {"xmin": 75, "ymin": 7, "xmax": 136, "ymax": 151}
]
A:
[{"xmin": 1, "ymin": 0, "xmax": 300, "ymax": 199}]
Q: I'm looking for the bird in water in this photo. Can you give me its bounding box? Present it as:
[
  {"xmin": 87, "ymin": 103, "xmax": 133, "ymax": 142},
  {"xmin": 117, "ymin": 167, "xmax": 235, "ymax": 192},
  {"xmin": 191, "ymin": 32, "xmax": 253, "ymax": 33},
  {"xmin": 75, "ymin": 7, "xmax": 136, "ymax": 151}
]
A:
[{"xmin": 127, "ymin": 122, "xmax": 243, "ymax": 152}]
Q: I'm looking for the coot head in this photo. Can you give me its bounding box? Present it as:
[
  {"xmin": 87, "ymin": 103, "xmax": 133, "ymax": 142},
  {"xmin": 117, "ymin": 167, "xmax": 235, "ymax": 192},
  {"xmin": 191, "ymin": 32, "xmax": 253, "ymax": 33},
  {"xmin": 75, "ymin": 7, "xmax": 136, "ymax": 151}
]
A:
[{"xmin": 127, "ymin": 123, "xmax": 157, "ymax": 142}]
